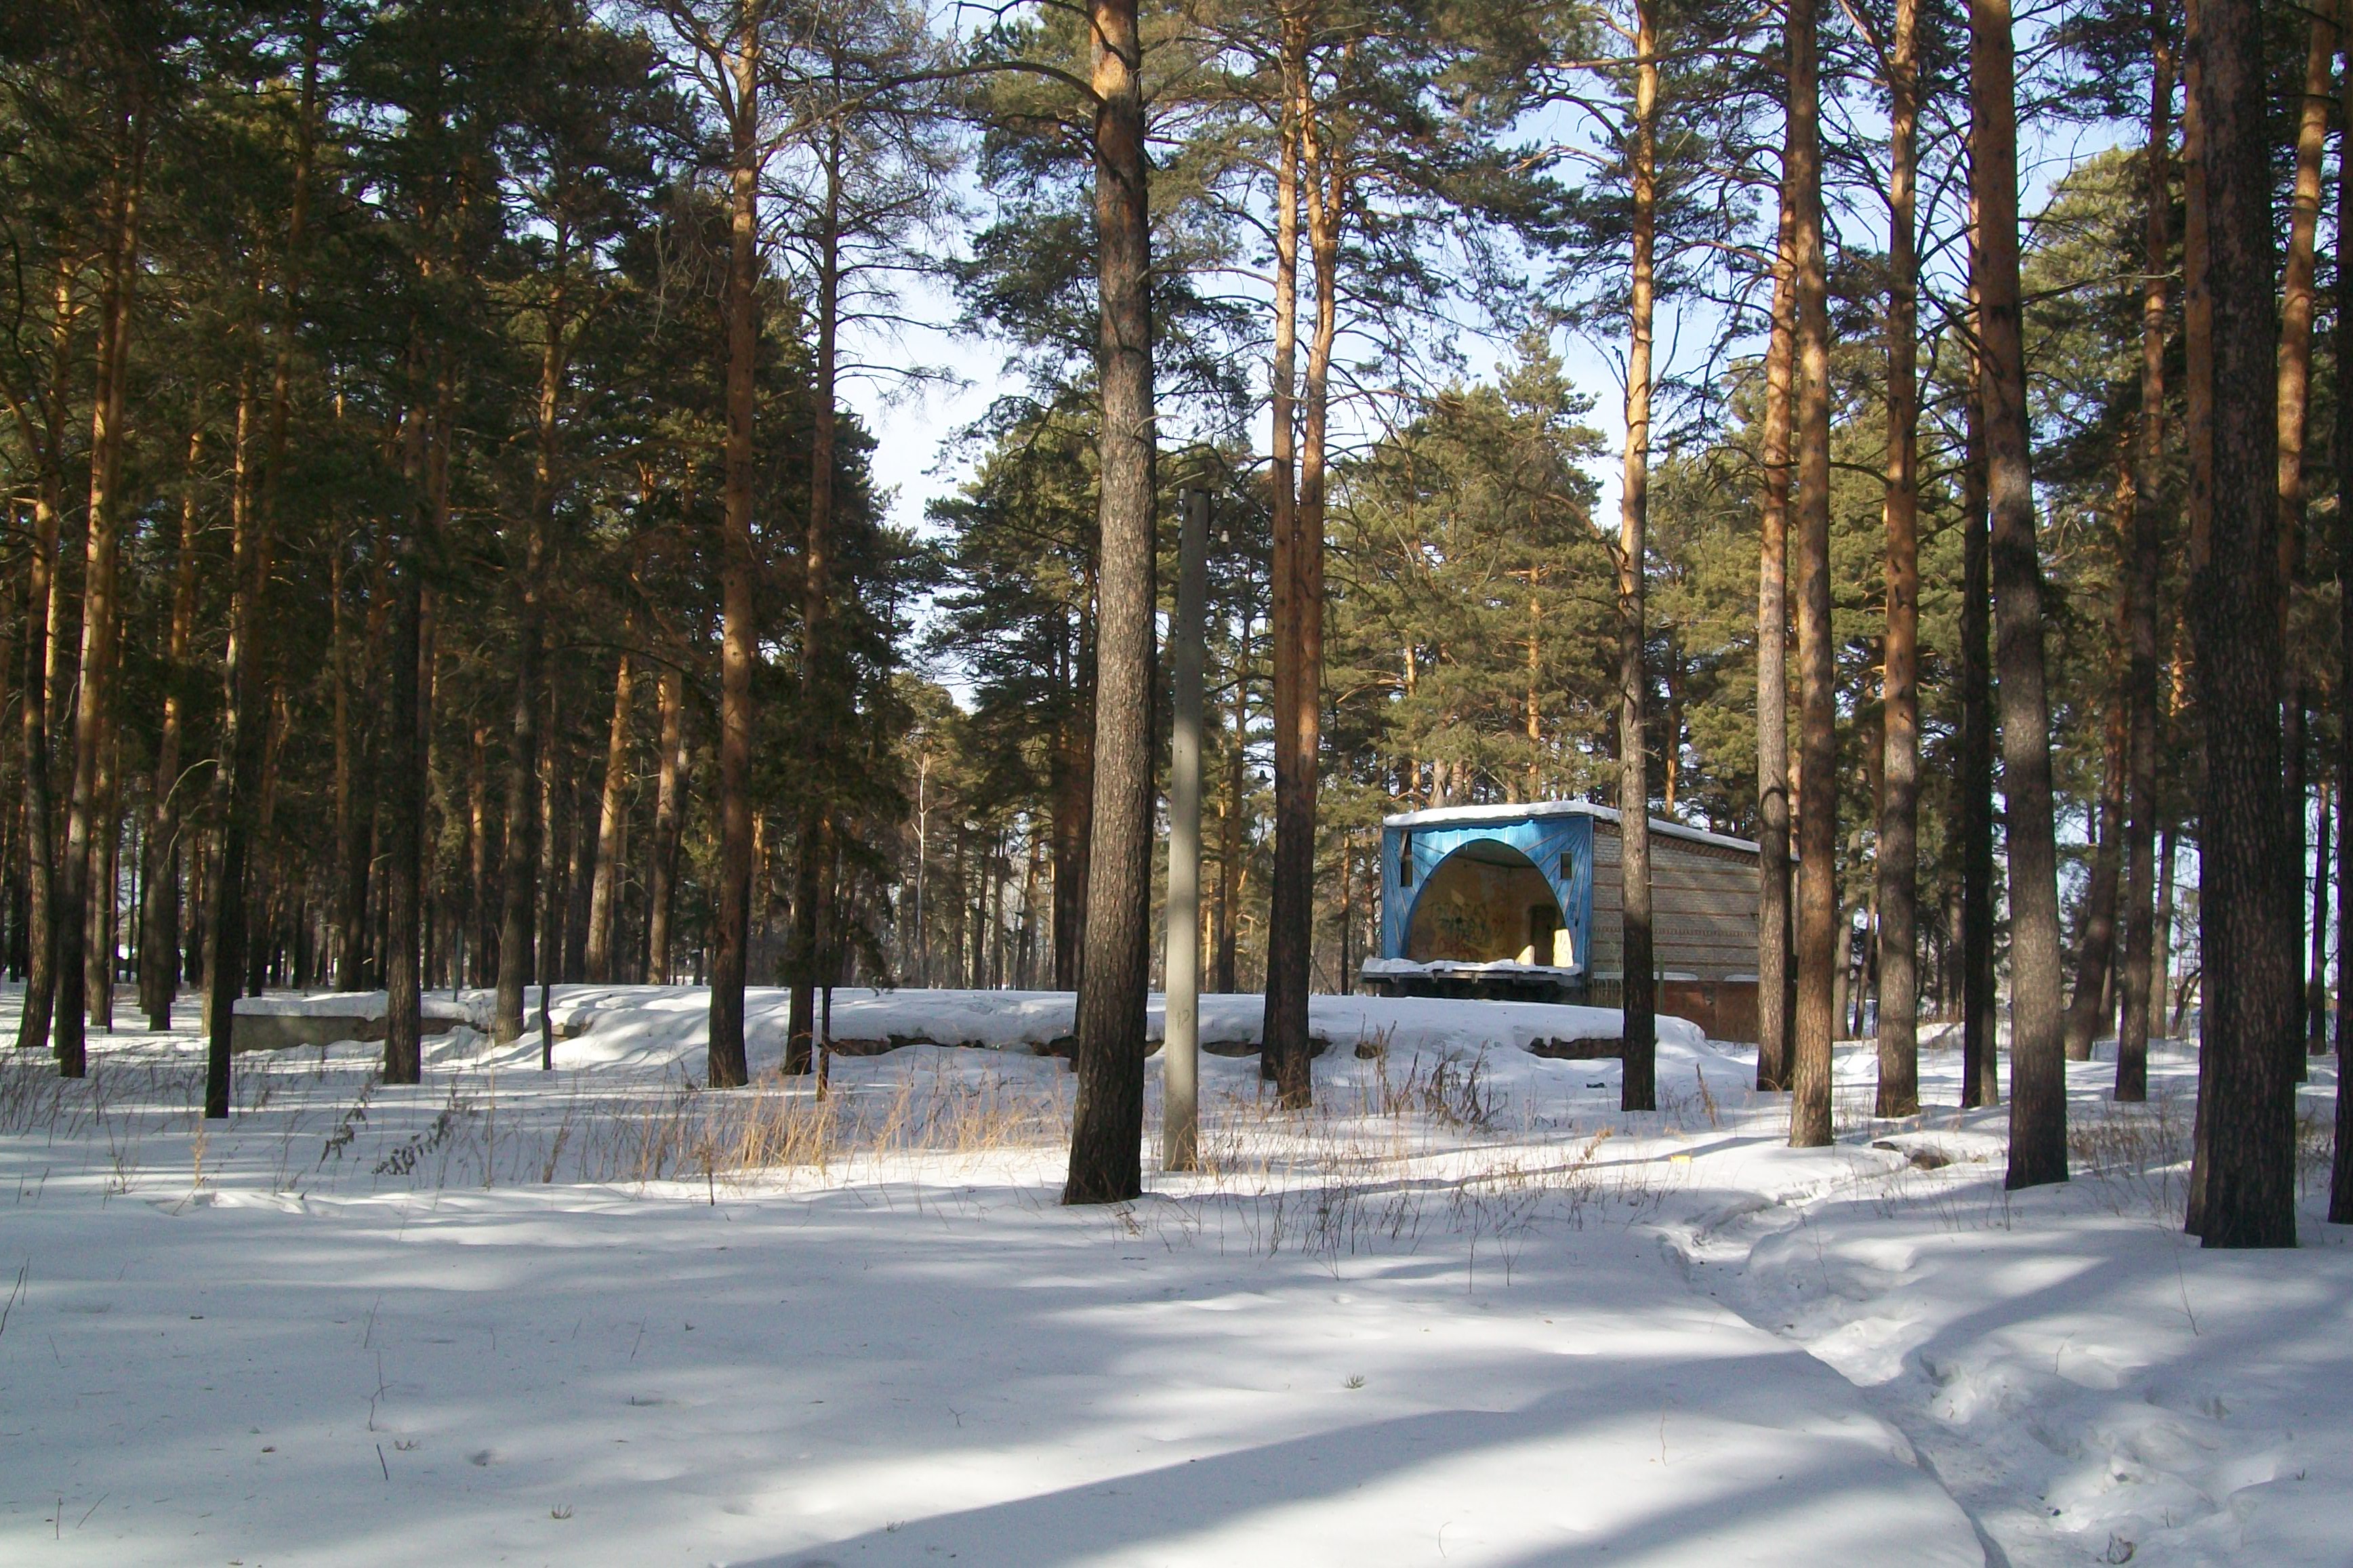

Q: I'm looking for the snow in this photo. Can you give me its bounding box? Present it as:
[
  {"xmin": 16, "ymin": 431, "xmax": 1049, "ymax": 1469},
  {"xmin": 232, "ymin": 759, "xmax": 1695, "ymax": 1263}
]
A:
[
  {"xmin": 1, "ymin": 984, "xmax": 2345, "ymax": 1565},
  {"xmin": 1378, "ymin": 799, "xmax": 1761, "ymax": 856},
  {"xmin": 233, "ymin": 990, "xmax": 478, "ymax": 1023}
]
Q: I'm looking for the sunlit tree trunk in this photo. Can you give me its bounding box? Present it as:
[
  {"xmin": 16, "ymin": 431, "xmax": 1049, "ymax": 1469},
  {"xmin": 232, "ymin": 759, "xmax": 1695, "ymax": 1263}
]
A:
[
  {"xmin": 1875, "ymin": 0, "xmax": 1921, "ymax": 1116},
  {"xmin": 1063, "ymin": 0, "xmax": 1157, "ymax": 1203},
  {"xmin": 9, "ymin": 259, "xmax": 77, "ymax": 1058},
  {"xmin": 1261, "ymin": 12, "xmax": 1314, "ymax": 1103},
  {"xmin": 140, "ymin": 428, "xmax": 204, "ymax": 1029},
  {"xmin": 1616, "ymin": 0, "xmax": 1659, "ymax": 1115},
  {"xmin": 790, "ymin": 123, "xmax": 846, "ymax": 1074},
  {"xmin": 495, "ymin": 253, "xmax": 569, "ymax": 1041},
  {"xmin": 2274, "ymin": 10, "xmax": 2333, "ymax": 1084},
  {"xmin": 2182, "ymin": 0, "xmax": 2218, "ymax": 1231},
  {"xmin": 2189, "ymin": 0, "xmax": 2296, "ymax": 1246},
  {"xmin": 1959, "ymin": 215, "xmax": 1998, "ymax": 1109},
  {"xmin": 2309, "ymin": 781, "xmax": 2331, "ymax": 1054},
  {"xmin": 2118, "ymin": 1, "xmax": 2174, "ymax": 1104},
  {"xmin": 1973, "ymin": 0, "xmax": 2066, "ymax": 1187},
  {"xmin": 2064, "ymin": 617, "xmax": 2128, "ymax": 1062},
  {"xmin": 1216, "ymin": 616, "xmax": 1248, "ymax": 994},
  {"xmin": 1755, "ymin": 156, "xmax": 1796, "ymax": 1094},
  {"xmin": 206, "ymin": 20, "xmax": 314, "ymax": 1111},
  {"xmin": 586, "ymin": 648, "xmax": 633, "ymax": 983},
  {"xmin": 1787, "ymin": 0, "xmax": 1838, "ymax": 1147},
  {"xmin": 2331, "ymin": 0, "xmax": 2353, "ymax": 1222},
  {"xmin": 58, "ymin": 94, "xmax": 145, "ymax": 1080},
  {"xmin": 647, "ymin": 665, "xmax": 684, "ymax": 984},
  {"xmin": 708, "ymin": 16, "xmax": 763, "ymax": 1089}
]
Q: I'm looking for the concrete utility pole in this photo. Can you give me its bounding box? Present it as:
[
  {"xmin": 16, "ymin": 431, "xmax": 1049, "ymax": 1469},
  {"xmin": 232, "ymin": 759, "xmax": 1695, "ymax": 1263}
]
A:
[{"xmin": 1164, "ymin": 487, "xmax": 1208, "ymax": 1171}]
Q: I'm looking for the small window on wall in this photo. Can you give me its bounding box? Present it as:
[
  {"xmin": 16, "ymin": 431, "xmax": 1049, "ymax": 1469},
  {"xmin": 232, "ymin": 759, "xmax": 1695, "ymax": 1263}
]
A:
[
  {"xmin": 1558, "ymin": 850, "xmax": 1576, "ymax": 882},
  {"xmin": 1399, "ymin": 832, "xmax": 1414, "ymax": 886}
]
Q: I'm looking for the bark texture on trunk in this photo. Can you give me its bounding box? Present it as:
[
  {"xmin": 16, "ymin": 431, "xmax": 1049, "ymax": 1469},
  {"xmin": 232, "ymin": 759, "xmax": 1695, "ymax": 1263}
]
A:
[
  {"xmin": 2275, "ymin": 13, "xmax": 2333, "ymax": 1079},
  {"xmin": 1261, "ymin": 17, "xmax": 1319, "ymax": 1108},
  {"xmin": 2332, "ymin": 0, "xmax": 2353, "ymax": 1223},
  {"xmin": 140, "ymin": 428, "xmax": 204, "ymax": 1028},
  {"xmin": 1616, "ymin": 0, "xmax": 1659, "ymax": 1115},
  {"xmin": 647, "ymin": 665, "xmax": 684, "ymax": 983},
  {"xmin": 1049, "ymin": 667, "xmax": 1092, "ymax": 990},
  {"xmin": 58, "ymin": 99, "xmax": 144, "ymax": 1079},
  {"xmin": 585, "ymin": 648, "xmax": 633, "ymax": 983},
  {"xmin": 1973, "ymin": 0, "xmax": 2067, "ymax": 1187},
  {"xmin": 383, "ymin": 386, "xmax": 428, "ymax": 1088},
  {"xmin": 495, "ymin": 265, "xmax": 569, "ymax": 1041},
  {"xmin": 1960, "ymin": 260, "xmax": 1999, "ymax": 1109},
  {"xmin": 2190, "ymin": 0, "xmax": 2297, "ymax": 1247},
  {"xmin": 1063, "ymin": 0, "xmax": 1156, "ymax": 1204},
  {"xmin": 12, "ymin": 260, "xmax": 77, "ymax": 1058},
  {"xmin": 1216, "ymin": 625, "xmax": 1246, "ymax": 995},
  {"xmin": 2064, "ymin": 659, "xmax": 2127, "ymax": 1062},
  {"xmin": 708, "ymin": 21, "xmax": 762, "ymax": 1090},
  {"xmin": 206, "ymin": 27, "xmax": 313, "ymax": 1111},
  {"xmin": 1787, "ymin": 0, "xmax": 1838, "ymax": 1148},
  {"xmin": 2309, "ymin": 781, "xmax": 2331, "ymax": 1054},
  {"xmin": 2119, "ymin": 2, "xmax": 2173, "ymax": 1105},
  {"xmin": 788, "ymin": 126, "xmax": 844, "ymax": 1076},
  {"xmin": 1876, "ymin": 0, "xmax": 1921, "ymax": 1117}
]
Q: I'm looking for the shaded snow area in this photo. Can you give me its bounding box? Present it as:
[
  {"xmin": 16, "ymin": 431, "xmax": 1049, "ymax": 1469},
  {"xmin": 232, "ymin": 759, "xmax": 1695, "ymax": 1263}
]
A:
[{"xmin": 0, "ymin": 985, "xmax": 2345, "ymax": 1566}]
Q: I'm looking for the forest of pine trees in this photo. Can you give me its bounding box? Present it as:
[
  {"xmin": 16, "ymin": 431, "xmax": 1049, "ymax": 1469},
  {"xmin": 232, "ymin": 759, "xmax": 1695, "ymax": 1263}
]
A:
[{"xmin": 1, "ymin": 0, "xmax": 2341, "ymax": 1239}]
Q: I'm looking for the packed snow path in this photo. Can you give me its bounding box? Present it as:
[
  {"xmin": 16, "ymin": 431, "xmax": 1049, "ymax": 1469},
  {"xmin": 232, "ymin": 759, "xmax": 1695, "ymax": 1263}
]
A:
[{"xmin": 1, "ymin": 984, "xmax": 2344, "ymax": 1566}]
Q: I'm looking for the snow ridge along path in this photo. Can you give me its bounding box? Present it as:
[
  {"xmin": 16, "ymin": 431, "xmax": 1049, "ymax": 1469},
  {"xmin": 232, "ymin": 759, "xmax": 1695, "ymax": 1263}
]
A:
[{"xmin": 1, "ymin": 984, "xmax": 2341, "ymax": 1566}]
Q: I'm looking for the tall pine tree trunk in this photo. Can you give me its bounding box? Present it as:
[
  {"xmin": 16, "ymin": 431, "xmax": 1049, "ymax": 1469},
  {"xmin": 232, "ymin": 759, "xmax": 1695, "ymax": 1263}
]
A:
[
  {"xmin": 466, "ymin": 722, "xmax": 489, "ymax": 985},
  {"xmin": 1063, "ymin": 0, "xmax": 1157, "ymax": 1204},
  {"xmin": 1876, "ymin": 0, "xmax": 1922, "ymax": 1116},
  {"xmin": 1960, "ymin": 222, "xmax": 1999, "ymax": 1109},
  {"xmin": 12, "ymin": 258, "xmax": 76, "ymax": 1057},
  {"xmin": 1049, "ymin": 642, "xmax": 1092, "ymax": 990},
  {"xmin": 2119, "ymin": 2, "xmax": 2173, "ymax": 1104},
  {"xmin": 1216, "ymin": 620, "xmax": 1246, "ymax": 995},
  {"xmin": 789, "ymin": 125, "xmax": 845, "ymax": 1074},
  {"xmin": 2274, "ymin": 10, "xmax": 2333, "ymax": 1084},
  {"xmin": 56, "ymin": 96, "xmax": 144, "ymax": 1079},
  {"xmin": 647, "ymin": 665, "xmax": 684, "ymax": 983},
  {"xmin": 1755, "ymin": 153, "xmax": 1796, "ymax": 1094},
  {"xmin": 586, "ymin": 648, "xmax": 633, "ymax": 983},
  {"xmin": 2309, "ymin": 779, "xmax": 2331, "ymax": 1053},
  {"xmin": 2064, "ymin": 640, "xmax": 2128, "ymax": 1060},
  {"xmin": 1973, "ymin": 0, "xmax": 2067, "ymax": 1187},
  {"xmin": 205, "ymin": 22, "xmax": 312, "ymax": 1111},
  {"xmin": 383, "ymin": 373, "xmax": 430, "ymax": 1088},
  {"xmin": 1787, "ymin": 0, "xmax": 1839, "ymax": 1147},
  {"xmin": 2181, "ymin": 0, "xmax": 2218, "ymax": 1233},
  {"xmin": 140, "ymin": 427, "xmax": 203, "ymax": 1028},
  {"xmin": 708, "ymin": 22, "xmax": 762, "ymax": 1090},
  {"xmin": 1262, "ymin": 14, "xmax": 1315, "ymax": 1104},
  {"xmin": 1617, "ymin": 0, "xmax": 1659, "ymax": 1115},
  {"xmin": 495, "ymin": 261, "xmax": 567, "ymax": 1041},
  {"xmin": 2188, "ymin": 0, "xmax": 2296, "ymax": 1246},
  {"xmin": 2331, "ymin": 0, "xmax": 2353, "ymax": 1222},
  {"xmin": 1271, "ymin": 83, "xmax": 1340, "ymax": 1108}
]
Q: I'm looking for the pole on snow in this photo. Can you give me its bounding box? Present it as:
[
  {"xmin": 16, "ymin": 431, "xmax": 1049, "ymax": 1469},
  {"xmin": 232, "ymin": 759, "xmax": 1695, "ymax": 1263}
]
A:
[{"xmin": 1164, "ymin": 486, "xmax": 1208, "ymax": 1171}]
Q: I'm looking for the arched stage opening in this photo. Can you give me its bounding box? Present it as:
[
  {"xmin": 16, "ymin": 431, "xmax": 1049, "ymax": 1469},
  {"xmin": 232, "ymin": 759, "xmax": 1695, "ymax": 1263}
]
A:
[{"xmin": 1403, "ymin": 840, "xmax": 1574, "ymax": 968}]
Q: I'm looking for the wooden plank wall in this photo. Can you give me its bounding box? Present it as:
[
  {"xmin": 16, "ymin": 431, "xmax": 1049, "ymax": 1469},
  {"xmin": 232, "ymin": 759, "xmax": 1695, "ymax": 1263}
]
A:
[{"xmin": 1589, "ymin": 823, "xmax": 1759, "ymax": 982}]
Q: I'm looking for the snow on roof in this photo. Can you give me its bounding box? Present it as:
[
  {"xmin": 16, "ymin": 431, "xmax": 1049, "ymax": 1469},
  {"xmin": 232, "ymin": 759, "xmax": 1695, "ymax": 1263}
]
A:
[{"xmin": 1378, "ymin": 799, "xmax": 1759, "ymax": 856}]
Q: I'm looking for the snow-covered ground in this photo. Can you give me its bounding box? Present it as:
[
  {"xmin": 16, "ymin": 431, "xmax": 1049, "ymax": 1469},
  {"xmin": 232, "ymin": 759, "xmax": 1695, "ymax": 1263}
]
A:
[{"xmin": 0, "ymin": 985, "xmax": 2345, "ymax": 1566}]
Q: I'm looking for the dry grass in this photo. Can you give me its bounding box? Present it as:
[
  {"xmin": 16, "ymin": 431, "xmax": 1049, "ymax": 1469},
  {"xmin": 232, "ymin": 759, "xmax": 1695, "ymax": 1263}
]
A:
[{"xmin": 2066, "ymin": 1087, "xmax": 2197, "ymax": 1221}]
